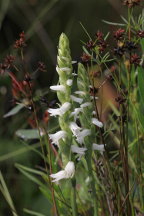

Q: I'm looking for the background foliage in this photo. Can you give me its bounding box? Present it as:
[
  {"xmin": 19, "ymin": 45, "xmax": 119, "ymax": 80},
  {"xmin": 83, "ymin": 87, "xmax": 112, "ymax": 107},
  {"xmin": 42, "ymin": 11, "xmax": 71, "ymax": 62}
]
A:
[{"xmin": 0, "ymin": 0, "xmax": 142, "ymax": 215}]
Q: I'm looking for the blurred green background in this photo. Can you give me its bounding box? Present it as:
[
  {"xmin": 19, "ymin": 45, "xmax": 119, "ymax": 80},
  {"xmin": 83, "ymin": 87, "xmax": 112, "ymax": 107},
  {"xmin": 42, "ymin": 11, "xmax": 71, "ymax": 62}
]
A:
[{"xmin": 0, "ymin": 0, "xmax": 138, "ymax": 215}]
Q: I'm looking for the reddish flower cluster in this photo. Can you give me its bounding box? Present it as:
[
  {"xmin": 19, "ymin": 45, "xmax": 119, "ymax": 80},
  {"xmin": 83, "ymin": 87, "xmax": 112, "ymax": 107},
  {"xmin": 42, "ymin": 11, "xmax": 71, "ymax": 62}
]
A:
[
  {"xmin": 81, "ymin": 53, "xmax": 91, "ymax": 63},
  {"xmin": 123, "ymin": 0, "xmax": 141, "ymax": 8},
  {"xmin": 130, "ymin": 54, "xmax": 141, "ymax": 66},
  {"xmin": 0, "ymin": 55, "xmax": 15, "ymax": 74},
  {"xmin": 86, "ymin": 40, "xmax": 96, "ymax": 49},
  {"xmin": 137, "ymin": 30, "xmax": 144, "ymax": 38},
  {"xmin": 95, "ymin": 31, "xmax": 107, "ymax": 52},
  {"xmin": 85, "ymin": 31, "xmax": 107, "ymax": 53},
  {"xmin": 14, "ymin": 31, "xmax": 26, "ymax": 49},
  {"xmin": 95, "ymin": 31, "xmax": 104, "ymax": 41},
  {"xmin": 114, "ymin": 29, "xmax": 125, "ymax": 40}
]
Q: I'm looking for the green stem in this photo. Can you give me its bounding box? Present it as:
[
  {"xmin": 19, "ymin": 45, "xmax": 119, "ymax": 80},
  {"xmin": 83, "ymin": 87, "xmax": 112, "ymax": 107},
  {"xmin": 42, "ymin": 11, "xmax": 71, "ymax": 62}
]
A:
[
  {"xmin": 86, "ymin": 151, "xmax": 98, "ymax": 216},
  {"xmin": 71, "ymin": 178, "xmax": 78, "ymax": 216}
]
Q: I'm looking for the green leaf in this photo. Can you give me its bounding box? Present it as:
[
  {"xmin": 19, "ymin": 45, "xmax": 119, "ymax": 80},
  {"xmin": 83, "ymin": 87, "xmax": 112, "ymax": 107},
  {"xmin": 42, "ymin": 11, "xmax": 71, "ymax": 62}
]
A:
[
  {"xmin": 15, "ymin": 163, "xmax": 46, "ymax": 177},
  {"xmin": 138, "ymin": 66, "xmax": 144, "ymax": 104},
  {"xmin": 15, "ymin": 163, "xmax": 47, "ymax": 187},
  {"xmin": 3, "ymin": 104, "xmax": 25, "ymax": 118},
  {"xmin": 140, "ymin": 38, "xmax": 144, "ymax": 53},
  {"xmin": 102, "ymin": 19, "xmax": 125, "ymax": 26},
  {"xmin": 133, "ymin": 105, "xmax": 144, "ymax": 132},
  {"xmin": 23, "ymin": 208, "xmax": 47, "ymax": 216},
  {"xmin": 15, "ymin": 129, "xmax": 40, "ymax": 140},
  {"xmin": 0, "ymin": 171, "xmax": 18, "ymax": 216}
]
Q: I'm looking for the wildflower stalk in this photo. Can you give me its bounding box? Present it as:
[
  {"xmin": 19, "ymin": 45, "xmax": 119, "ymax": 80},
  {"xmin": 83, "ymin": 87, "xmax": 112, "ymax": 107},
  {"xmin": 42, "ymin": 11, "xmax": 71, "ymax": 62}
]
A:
[
  {"xmin": 77, "ymin": 63, "xmax": 98, "ymax": 216},
  {"xmin": 56, "ymin": 33, "xmax": 73, "ymax": 165},
  {"xmin": 53, "ymin": 33, "xmax": 78, "ymax": 216}
]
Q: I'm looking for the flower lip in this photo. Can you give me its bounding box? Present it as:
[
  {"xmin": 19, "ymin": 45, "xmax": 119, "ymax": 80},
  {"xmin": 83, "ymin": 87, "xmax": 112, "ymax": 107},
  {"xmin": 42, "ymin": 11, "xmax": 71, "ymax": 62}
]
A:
[
  {"xmin": 50, "ymin": 161, "xmax": 75, "ymax": 182},
  {"xmin": 49, "ymin": 130, "xmax": 67, "ymax": 146},
  {"xmin": 80, "ymin": 102, "xmax": 92, "ymax": 108},
  {"xmin": 92, "ymin": 118, "xmax": 103, "ymax": 128},
  {"xmin": 50, "ymin": 85, "xmax": 66, "ymax": 92},
  {"xmin": 48, "ymin": 102, "xmax": 71, "ymax": 116},
  {"xmin": 69, "ymin": 122, "xmax": 81, "ymax": 136},
  {"xmin": 74, "ymin": 91, "xmax": 86, "ymax": 96},
  {"xmin": 70, "ymin": 108, "xmax": 82, "ymax": 121},
  {"xmin": 76, "ymin": 129, "xmax": 91, "ymax": 144},
  {"xmin": 71, "ymin": 145, "xmax": 87, "ymax": 156},
  {"xmin": 70, "ymin": 95, "xmax": 83, "ymax": 104}
]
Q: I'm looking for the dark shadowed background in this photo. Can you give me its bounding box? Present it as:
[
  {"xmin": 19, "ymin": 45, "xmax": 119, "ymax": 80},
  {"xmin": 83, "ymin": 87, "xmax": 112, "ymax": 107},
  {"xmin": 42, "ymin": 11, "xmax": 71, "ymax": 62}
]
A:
[{"xmin": 0, "ymin": 0, "xmax": 141, "ymax": 215}]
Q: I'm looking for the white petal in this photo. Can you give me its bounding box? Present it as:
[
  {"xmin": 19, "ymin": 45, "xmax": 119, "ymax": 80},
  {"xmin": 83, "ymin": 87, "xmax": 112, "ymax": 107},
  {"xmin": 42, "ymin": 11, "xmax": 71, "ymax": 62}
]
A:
[
  {"xmin": 64, "ymin": 161, "xmax": 75, "ymax": 178},
  {"xmin": 76, "ymin": 129, "xmax": 91, "ymax": 144},
  {"xmin": 69, "ymin": 122, "xmax": 81, "ymax": 136},
  {"xmin": 66, "ymin": 79, "xmax": 73, "ymax": 86},
  {"xmin": 71, "ymin": 145, "xmax": 87, "ymax": 155},
  {"xmin": 50, "ymin": 85, "xmax": 66, "ymax": 92},
  {"xmin": 60, "ymin": 102, "xmax": 71, "ymax": 114},
  {"xmin": 80, "ymin": 102, "xmax": 92, "ymax": 108},
  {"xmin": 49, "ymin": 130, "xmax": 67, "ymax": 146},
  {"xmin": 71, "ymin": 95, "xmax": 83, "ymax": 104},
  {"xmin": 74, "ymin": 91, "xmax": 86, "ymax": 96},
  {"xmin": 93, "ymin": 143, "xmax": 105, "ymax": 153},
  {"xmin": 92, "ymin": 118, "xmax": 103, "ymax": 128},
  {"xmin": 50, "ymin": 161, "xmax": 75, "ymax": 183},
  {"xmin": 48, "ymin": 102, "xmax": 71, "ymax": 117},
  {"xmin": 48, "ymin": 107, "xmax": 61, "ymax": 116},
  {"xmin": 50, "ymin": 170, "xmax": 66, "ymax": 182},
  {"xmin": 70, "ymin": 108, "xmax": 82, "ymax": 121}
]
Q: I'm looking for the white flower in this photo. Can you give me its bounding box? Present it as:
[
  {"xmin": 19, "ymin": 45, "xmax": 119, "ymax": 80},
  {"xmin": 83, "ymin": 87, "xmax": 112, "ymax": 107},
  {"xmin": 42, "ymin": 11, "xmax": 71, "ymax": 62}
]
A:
[
  {"xmin": 49, "ymin": 130, "xmax": 67, "ymax": 146},
  {"xmin": 69, "ymin": 122, "xmax": 81, "ymax": 136},
  {"xmin": 74, "ymin": 91, "xmax": 86, "ymax": 96},
  {"xmin": 93, "ymin": 143, "xmax": 105, "ymax": 154},
  {"xmin": 92, "ymin": 118, "xmax": 103, "ymax": 128},
  {"xmin": 56, "ymin": 66, "xmax": 71, "ymax": 73},
  {"xmin": 70, "ymin": 108, "xmax": 82, "ymax": 121},
  {"xmin": 48, "ymin": 102, "xmax": 71, "ymax": 116},
  {"xmin": 50, "ymin": 85, "xmax": 66, "ymax": 92},
  {"xmin": 80, "ymin": 102, "xmax": 92, "ymax": 108},
  {"xmin": 70, "ymin": 95, "xmax": 83, "ymax": 104},
  {"xmin": 71, "ymin": 145, "xmax": 87, "ymax": 159},
  {"xmin": 76, "ymin": 129, "xmax": 91, "ymax": 144},
  {"xmin": 66, "ymin": 79, "xmax": 73, "ymax": 86},
  {"xmin": 50, "ymin": 161, "xmax": 75, "ymax": 182}
]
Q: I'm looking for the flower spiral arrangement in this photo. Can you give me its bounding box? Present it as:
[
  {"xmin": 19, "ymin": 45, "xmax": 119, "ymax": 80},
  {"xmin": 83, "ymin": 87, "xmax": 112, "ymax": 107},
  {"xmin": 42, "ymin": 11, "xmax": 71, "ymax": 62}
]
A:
[
  {"xmin": 49, "ymin": 33, "xmax": 74, "ymax": 166},
  {"xmin": 48, "ymin": 33, "xmax": 105, "ymax": 216}
]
